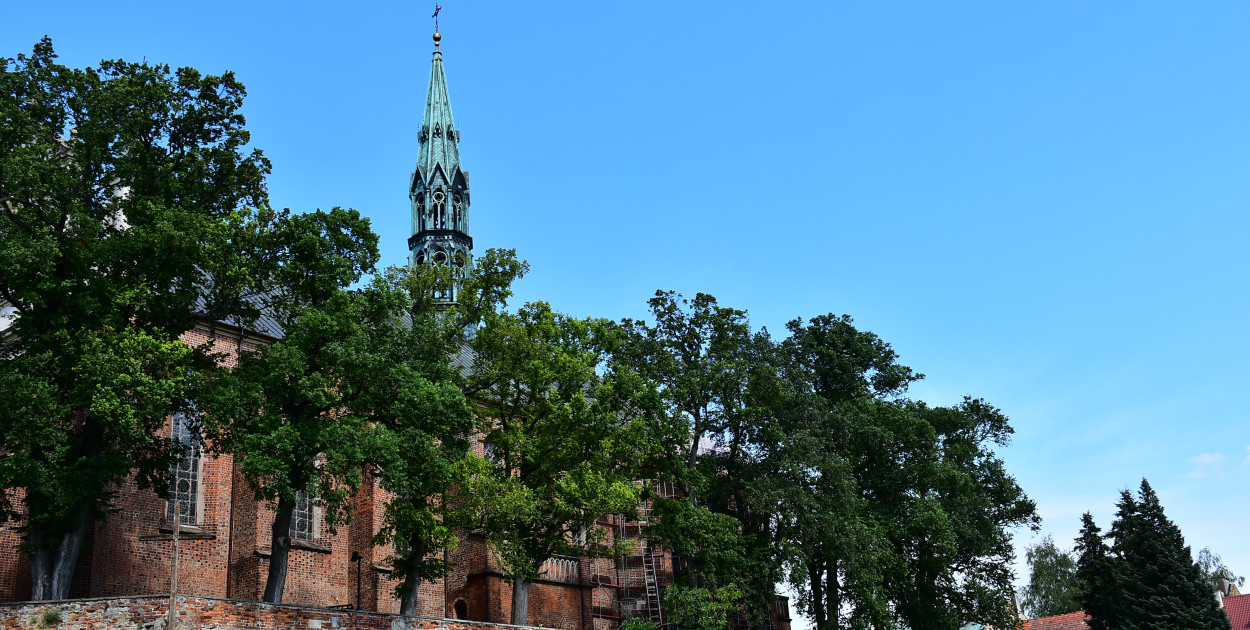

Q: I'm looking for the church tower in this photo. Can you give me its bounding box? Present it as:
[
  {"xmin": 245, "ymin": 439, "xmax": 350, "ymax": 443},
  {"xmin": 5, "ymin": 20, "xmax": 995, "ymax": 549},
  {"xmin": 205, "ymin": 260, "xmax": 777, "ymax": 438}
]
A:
[{"xmin": 408, "ymin": 26, "xmax": 472, "ymax": 303}]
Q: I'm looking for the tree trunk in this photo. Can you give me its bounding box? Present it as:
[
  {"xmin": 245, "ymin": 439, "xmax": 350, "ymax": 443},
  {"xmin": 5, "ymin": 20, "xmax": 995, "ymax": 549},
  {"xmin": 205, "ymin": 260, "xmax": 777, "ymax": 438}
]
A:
[
  {"xmin": 28, "ymin": 498, "xmax": 92, "ymax": 600},
  {"xmin": 808, "ymin": 558, "xmax": 826, "ymax": 630},
  {"xmin": 49, "ymin": 500, "xmax": 92, "ymax": 599},
  {"xmin": 827, "ymin": 558, "xmax": 841, "ymax": 630},
  {"xmin": 511, "ymin": 575, "xmax": 532, "ymax": 625},
  {"xmin": 28, "ymin": 531, "xmax": 53, "ymax": 601},
  {"xmin": 262, "ymin": 495, "xmax": 296, "ymax": 603},
  {"xmin": 399, "ymin": 536, "xmax": 428, "ymax": 616}
]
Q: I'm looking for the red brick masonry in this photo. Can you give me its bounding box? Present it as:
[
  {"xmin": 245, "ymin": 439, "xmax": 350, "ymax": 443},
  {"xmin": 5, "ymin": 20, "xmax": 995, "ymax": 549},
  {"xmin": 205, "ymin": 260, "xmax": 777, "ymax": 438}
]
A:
[{"xmin": 0, "ymin": 594, "xmax": 548, "ymax": 630}]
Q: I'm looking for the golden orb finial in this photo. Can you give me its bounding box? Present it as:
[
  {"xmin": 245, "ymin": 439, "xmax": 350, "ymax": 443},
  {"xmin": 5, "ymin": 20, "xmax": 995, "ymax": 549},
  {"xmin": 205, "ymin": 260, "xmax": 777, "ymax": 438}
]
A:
[{"xmin": 433, "ymin": 31, "xmax": 442, "ymax": 47}]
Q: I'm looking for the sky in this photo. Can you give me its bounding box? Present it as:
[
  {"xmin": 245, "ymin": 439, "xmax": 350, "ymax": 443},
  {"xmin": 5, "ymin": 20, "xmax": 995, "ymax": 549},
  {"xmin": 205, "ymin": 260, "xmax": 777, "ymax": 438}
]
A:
[{"xmin": 5, "ymin": 0, "xmax": 1248, "ymax": 622}]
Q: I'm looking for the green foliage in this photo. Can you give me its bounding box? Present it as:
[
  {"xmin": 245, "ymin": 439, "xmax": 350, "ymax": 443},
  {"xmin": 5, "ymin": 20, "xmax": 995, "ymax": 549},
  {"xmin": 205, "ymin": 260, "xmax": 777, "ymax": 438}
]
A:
[
  {"xmin": 1075, "ymin": 512, "xmax": 1117, "ymax": 630},
  {"xmin": 198, "ymin": 207, "xmax": 391, "ymax": 603},
  {"xmin": 622, "ymin": 295, "xmax": 1036, "ymax": 630},
  {"xmin": 620, "ymin": 617, "xmax": 659, "ymax": 630},
  {"xmin": 1196, "ymin": 547, "xmax": 1245, "ymax": 592},
  {"xmin": 0, "ymin": 38, "xmax": 271, "ymax": 598},
  {"xmin": 1021, "ymin": 535, "xmax": 1081, "ymax": 618},
  {"xmin": 663, "ymin": 584, "xmax": 744, "ymax": 630},
  {"xmin": 462, "ymin": 301, "xmax": 656, "ymax": 616},
  {"xmin": 36, "ymin": 607, "xmax": 61, "ymax": 628},
  {"xmin": 621, "ymin": 291, "xmax": 785, "ymax": 616},
  {"xmin": 771, "ymin": 314, "xmax": 1037, "ymax": 630},
  {"xmin": 367, "ymin": 251, "xmax": 528, "ymax": 614},
  {"xmin": 1077, "ymin": 480, "xmax": 1231, "ymax": 630}
]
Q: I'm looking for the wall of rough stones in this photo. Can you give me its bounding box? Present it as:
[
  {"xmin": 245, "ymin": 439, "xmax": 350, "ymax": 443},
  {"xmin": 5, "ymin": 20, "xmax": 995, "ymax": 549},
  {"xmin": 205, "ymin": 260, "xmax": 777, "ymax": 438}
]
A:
[{"xmin": 0, "ymin": 595, "xmax": 546, "ymax": 630}]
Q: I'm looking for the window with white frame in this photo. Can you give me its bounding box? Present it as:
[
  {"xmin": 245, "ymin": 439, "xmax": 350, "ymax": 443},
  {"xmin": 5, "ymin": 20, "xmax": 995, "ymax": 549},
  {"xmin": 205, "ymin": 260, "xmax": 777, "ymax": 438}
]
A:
[
  {"xmin": 291, "ymin": 491, "xmax": 315, "ymax": 541},
  {"xmin": 167, "ymin": 412, "xmax": 200, "ymax": 525}
]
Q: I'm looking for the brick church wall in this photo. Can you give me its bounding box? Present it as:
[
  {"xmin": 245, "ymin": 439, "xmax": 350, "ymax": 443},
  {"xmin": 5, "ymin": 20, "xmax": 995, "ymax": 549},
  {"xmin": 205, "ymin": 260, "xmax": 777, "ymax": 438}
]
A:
[{"xmin": 0, "ymin": 490, "xmax": 29, "ymax": 602}]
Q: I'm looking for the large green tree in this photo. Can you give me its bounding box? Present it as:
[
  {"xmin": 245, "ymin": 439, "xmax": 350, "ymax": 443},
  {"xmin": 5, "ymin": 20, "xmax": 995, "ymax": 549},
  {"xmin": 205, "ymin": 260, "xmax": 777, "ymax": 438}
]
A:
[
  {"xmin": 1020, "ymin": 535, "xmax": 1081, "ymax": 619},
  {"xmin": 199, "ymin": 207, "xmax": 387, "ymax": 604},
  {"xmin": 773, "ymin": 313, "xmax": 921, "ymax": 630},
  {"xmin": 464, "ymin": 301, "xmax": 656, "ymax": 625},
  {"xmin": 368, "ymin": 249, "xmax": 529, "ymax": 616},
  {"xmin": 774, "ymin": 315, "xmax": 1036, "ymax": 630},
  {"xmin": 621, "ymin": 291, "xmax": 791, "ymax": 624},
  {"xmin": 0, "ymin": 39, "xmax": 271, "ymax": 599},
  {"xmin": 1074, "ymin": 512, "xmax": 1118, "ymax": 630},
  {"xmin": 1076, "ymin": 480, "xmax": 1231, "ymax": 630}
]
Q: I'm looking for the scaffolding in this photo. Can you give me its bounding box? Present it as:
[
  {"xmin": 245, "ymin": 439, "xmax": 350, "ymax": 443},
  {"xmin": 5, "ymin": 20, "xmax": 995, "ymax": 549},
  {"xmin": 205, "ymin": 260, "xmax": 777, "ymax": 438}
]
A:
[{"xmin": 591, "ymin": 485, "xmax": 667, "ymax": 630}]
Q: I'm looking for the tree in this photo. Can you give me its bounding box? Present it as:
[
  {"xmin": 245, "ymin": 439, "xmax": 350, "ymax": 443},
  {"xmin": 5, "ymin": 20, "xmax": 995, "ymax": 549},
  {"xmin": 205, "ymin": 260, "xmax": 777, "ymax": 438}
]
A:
[
  {"xmin": 199, "ymin": 207, "xmax": 386, "ymax": 604},
  {"xmin": 776, "ymin": 314, "xmax": 1036, "ymax": 630},
  {"xmin": 1196, "ymin": 547, "xmax": 1245, "ymax": 595},
  {"xmin": 1074, "ymin": 512, "xmax": 1118, "ymax": 630},
  {"xmin": 1111, "ymin": 480, "xmax": 1230, "ymax": 630},
  {"xmin": 774, "ymin": 313, "xmax": 922, "ymax": 630},
  {"xmin": 464, "ymin": 302, "xmax": 656, "ymax": 625},
  {"xmin": 863, "ymin": 399, "xmax": 1037, "ymax": 630},
  {"xmin": 368, "ymin": 249, "xmax": 529, "ymax": 616},
  {"xmin": 621, "ymin": 292, "xmax": 777, "ymax": 603},
  {"xmin": 0, "ymin": 39, "xmax": 271, "ymax": 599},
  {"xmin": 1078, "ymin": 480, "xmax": 1231, "ymax": 630},
  {"xmin": 663, "ymin": 583, "xmax": 744, "ymax": 630},
  {"xmin": 1021, "ymin": 535, "xmax": 1081, "ymax": 618}
]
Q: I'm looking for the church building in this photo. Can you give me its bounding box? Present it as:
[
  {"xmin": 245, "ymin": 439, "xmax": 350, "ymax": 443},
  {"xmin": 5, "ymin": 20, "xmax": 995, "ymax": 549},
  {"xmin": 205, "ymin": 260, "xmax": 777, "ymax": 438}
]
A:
[{"xmin": 0, "ymin": 26, "xmax": 789, "ymax": 630}]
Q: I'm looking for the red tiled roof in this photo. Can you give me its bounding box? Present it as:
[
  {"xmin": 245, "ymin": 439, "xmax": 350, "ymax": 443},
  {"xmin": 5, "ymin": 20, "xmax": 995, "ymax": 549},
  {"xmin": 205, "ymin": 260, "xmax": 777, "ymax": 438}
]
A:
[
  {"xmin": 1021, "ymin": 611, "xmax": 1088, "ymax": 630},
  {"xmin": 1227, "ymin": 593, "xmax": 1250, "ymax": 629}
]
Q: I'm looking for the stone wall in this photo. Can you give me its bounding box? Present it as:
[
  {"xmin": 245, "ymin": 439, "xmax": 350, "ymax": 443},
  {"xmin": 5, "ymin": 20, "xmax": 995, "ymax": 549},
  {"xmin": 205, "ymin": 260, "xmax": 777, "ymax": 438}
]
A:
[{"xmin": 0, "ymin": 595, "xmax": 546, "ymax": 630}]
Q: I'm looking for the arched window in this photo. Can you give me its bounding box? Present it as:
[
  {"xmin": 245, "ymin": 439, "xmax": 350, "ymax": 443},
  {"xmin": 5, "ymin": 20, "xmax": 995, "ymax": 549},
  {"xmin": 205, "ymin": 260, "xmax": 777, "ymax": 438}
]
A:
[
  {"xmin": 167, "ymin": 412, "xmax": 200, "ymax": 525},
  {"xmin": 291, "ymin": 491, "xmax": 315, "ymax": 541}
]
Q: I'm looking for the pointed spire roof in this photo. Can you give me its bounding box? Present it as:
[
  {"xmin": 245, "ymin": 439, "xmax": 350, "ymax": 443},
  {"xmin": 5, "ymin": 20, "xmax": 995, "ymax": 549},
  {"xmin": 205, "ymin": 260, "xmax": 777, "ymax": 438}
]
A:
[{"xmin": 417, "ymin": 31, "xmax": 462, "ymax": 184}]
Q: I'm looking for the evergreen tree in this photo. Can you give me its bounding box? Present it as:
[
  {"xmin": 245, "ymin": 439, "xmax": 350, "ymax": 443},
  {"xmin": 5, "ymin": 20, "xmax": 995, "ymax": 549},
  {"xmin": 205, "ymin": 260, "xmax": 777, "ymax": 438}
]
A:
[
  {"xmin": 1078, "ymin": 480, "xmax": 1231, "ymax": 630},
  {"xmin": 1110, "ymin": 480, "xmax": 1229, "ymax": 630},
  {"xmin": 1075, "ymin": 512, "xmax": 1118, "ymax": 630}
]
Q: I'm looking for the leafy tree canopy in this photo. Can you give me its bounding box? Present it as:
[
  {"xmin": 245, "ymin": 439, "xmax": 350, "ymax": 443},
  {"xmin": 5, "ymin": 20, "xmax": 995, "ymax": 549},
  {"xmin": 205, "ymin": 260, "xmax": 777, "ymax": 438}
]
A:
[
  {"xmin": 464, "ymin": 301, "xmax": 658, "ymax": 624},
  {"xmin": 199, "ymin": 206, "xmax": 387, "ymax": 604},
  {"xmin": 1021, "ymin": 535, "xmax": 1082, "ymax": 619},
  {"xmin": 0, "ymin": 38, "xmax": 271, "ymax": 600}
]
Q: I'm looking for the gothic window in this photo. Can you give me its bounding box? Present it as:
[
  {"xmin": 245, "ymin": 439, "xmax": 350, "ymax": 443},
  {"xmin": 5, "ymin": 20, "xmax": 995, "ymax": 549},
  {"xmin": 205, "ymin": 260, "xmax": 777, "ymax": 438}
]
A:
[
  {"xmin": 416, "ymin": 251, "xmax": 425, "ymax": 265},
  {"xmin": 433, "ymin": 249, "xmax": 447, "ymax": 265},
  {"xmin": 291, "ymin": 491, "xmax": 315, "ymax": 541},
  {"xmin": 167, "ymin": 412, "xmax": 200, "ymax": 525},
  {"xmin": 433, "ymin": 191, "xmax": 446, "ymax": 228}
]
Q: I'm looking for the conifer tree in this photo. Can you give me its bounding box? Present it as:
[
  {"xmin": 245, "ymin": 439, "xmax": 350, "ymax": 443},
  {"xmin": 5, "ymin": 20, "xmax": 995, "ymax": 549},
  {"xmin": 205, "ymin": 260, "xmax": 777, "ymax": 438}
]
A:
[
  {"xmin": 1077, "ymin": 480, "xmax": 1231, "ymax": 630},
  {"xmin": 1075, "ymin": 512, "xmax": 1118, "ymax": 630}
]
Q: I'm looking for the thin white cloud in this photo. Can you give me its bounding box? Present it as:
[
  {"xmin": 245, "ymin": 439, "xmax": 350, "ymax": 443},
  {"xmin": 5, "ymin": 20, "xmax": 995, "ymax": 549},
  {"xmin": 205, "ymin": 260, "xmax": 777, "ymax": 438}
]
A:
[{"xmin": 1184, "ymin": 452, "xmax": 1227, "ymax": 479}]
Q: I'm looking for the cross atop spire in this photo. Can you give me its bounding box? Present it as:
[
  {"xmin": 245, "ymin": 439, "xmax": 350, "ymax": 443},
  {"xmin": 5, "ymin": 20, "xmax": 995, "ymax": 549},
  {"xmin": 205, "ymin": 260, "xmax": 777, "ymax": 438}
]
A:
[{"xmin": 432, "ymin": 4, "xmax": 442, "ymax": 47}]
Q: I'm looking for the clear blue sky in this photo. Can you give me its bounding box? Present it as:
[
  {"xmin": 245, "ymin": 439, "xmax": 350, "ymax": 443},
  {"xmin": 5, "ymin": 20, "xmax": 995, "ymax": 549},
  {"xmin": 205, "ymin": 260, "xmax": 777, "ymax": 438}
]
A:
[{"xmin": 6, "ymin": 0, "xmax": 1248, "ymax": 618}]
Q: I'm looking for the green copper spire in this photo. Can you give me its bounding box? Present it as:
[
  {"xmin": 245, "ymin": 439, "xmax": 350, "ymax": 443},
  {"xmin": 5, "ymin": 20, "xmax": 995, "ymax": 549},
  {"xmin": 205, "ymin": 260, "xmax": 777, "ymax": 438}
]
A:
[{"xmin": 409, "ymin": 27, "xmax": 472, "ymax": 303}]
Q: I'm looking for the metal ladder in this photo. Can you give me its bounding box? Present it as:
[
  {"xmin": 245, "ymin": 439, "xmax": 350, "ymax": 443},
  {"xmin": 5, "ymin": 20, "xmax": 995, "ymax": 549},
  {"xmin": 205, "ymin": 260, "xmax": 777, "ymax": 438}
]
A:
[{"xmin": 639, "ymin": 499, "xmax": 664, "ymax": 627}]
